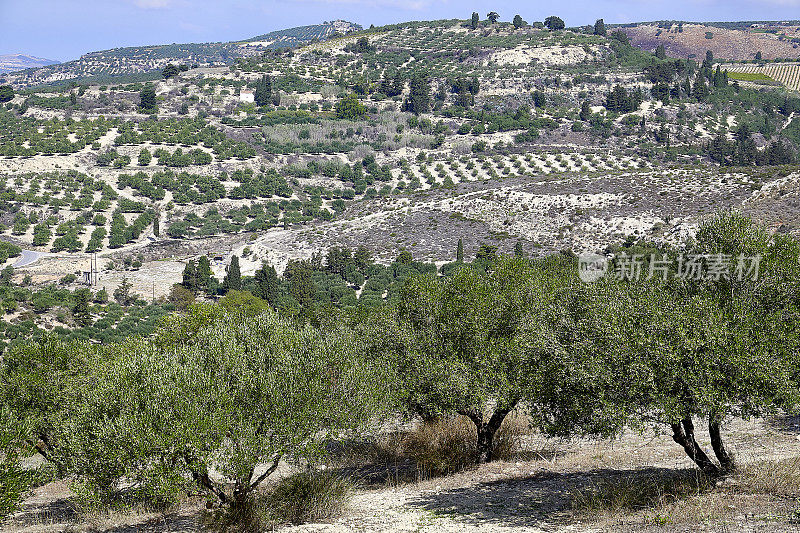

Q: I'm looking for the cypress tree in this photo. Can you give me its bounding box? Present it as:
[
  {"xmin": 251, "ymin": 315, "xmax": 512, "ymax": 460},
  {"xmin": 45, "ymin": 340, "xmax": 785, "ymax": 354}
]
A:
[
  {"xmin": 197, "ymin": 255, "xmax": 212, "ymax": 293},
  {"xmin": 254, "ymin": 261, "xmax": 280, "ymax": 306},
  {"xmin": 223, "ymin": 255, "xmax": 242, "ymax": 293},
  {"xmin": 182, "ymin": 260, "xmax": 198, "ymax": 292},
  {"xmin": 403, "ymin": 74, "xmax": 431, "ymax": 115},
  {"xmin": 254, "ymin": 75, "xmax": 272, "ymax": 107},
  {"xmin": 593, "ymin": 19, "xmax": 606, "ymax": 36}
]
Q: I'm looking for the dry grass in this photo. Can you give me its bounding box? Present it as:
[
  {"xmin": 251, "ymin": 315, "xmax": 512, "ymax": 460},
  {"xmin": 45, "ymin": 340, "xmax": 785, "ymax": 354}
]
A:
[
  {"xmin": 402, "ymin": 416, "xmax": 478, "ymax": 478},
  {"xmin": 573, "ymin": 458, "xmax": 800, "ymax": 527},
  {"xmin": 402, "ymin": 412, "xmax": 529, "ymax": 478},
  {"xmin": 735, "ymin": 457, "xmax": 800, "ymax": 498},
  {"xmin": 570, "ymin": 468, "xmax": 714, "ymax": 517},
  {"xmin": 201, "ymin": 471, "xmax": 351, "ymax": 532},
  {"xmin": 263, "ymin": 471, "xmax": 351, "ymax": 526}
]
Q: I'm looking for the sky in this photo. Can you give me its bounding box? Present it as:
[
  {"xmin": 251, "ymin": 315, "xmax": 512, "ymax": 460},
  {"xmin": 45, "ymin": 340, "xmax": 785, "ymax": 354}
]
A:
[{"xmin": 1, "ymin": 0, "xmax": 799, "ymax": 62}]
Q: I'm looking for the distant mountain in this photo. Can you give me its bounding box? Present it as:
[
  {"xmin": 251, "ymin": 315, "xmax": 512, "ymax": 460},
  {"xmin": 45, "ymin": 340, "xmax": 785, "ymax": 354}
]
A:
[
  {"xmin": 4, "ymin": 20, "xmax": 361, "ymax": 88},
  {"xmin": 0, "ymin": 54, "xmax": 59, "ymax": 74}
]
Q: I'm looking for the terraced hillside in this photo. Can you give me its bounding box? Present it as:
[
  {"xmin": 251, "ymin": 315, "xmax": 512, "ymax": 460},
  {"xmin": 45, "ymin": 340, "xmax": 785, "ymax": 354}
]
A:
[
  {"xmin": 619, "ymin": 22, "xmax": 800, "ymax": 60},
  {"xmin": 0, "ymin": 16, "xmax": 798, "ymax": 308},
  {"xmin": 723, "ymin": 62, "xmax": 800, "ymax": 91}
]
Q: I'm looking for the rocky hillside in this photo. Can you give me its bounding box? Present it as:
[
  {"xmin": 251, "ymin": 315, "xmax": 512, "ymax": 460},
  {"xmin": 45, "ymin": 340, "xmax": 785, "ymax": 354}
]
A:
[{"xmin": 619, "ymin": 22, "xmax": 800, "ymax": 60}]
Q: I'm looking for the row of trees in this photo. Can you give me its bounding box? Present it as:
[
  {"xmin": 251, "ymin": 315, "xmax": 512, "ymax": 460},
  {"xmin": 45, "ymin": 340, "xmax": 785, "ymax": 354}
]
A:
[
  {"xmin": 468, "ymin": 12, "xmax": 561, "ymax": 30},
  {"xmin": 3, "ymin": 212, "xmax": 800, "ymax": 523}
]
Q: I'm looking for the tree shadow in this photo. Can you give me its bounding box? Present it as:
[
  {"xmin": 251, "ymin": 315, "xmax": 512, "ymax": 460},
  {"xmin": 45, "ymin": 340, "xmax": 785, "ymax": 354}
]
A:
[
  {"xmin": 7, "ymin": 499, "xmax": 78, "ymax": 529},
  {"xmin": 768, "ymin": 413, "xmax": 800, "ymax": 434},
  {"xmin": 406, "ymin": 467, "xmax": 705, "ymax": 529},
  {"xmin": 326, "ymin": 434, "xmax": 423, "ymax": 487},
  {"xmin": 101, "ymin": 513, "xmax": 199, "ymax": 533}
]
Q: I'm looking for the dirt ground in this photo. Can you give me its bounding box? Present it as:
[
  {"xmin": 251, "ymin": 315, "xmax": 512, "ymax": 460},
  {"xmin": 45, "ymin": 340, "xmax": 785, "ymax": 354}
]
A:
[{"xmin": 5, "ymin": 415, "xmax": 800, "ymax": 533}]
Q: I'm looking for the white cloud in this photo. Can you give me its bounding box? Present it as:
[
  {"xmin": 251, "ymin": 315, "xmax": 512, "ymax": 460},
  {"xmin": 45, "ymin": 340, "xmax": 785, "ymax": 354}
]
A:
[{"xmin": 132, "ymin": 0, "xmax": 173, "ymax": 9}]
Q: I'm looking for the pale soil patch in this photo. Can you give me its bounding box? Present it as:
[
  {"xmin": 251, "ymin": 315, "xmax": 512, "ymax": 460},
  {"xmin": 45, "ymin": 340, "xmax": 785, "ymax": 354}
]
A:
[{"xmin": 487, "ymin": 45, "xmax": 598, "ymax": 67}]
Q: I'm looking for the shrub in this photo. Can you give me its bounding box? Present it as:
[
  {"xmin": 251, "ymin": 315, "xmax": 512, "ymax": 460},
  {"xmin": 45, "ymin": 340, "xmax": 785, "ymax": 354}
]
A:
[
  {"xmin": 263, "ymin": 471, "xmax": 351, "ymax": 525},
  {"xmin": 335, "ymin": 93, "xmax": 366, "ymax": 120},
  {"xmin": 402, "ymin": 416, "xmax": 477, "ymax": 476}
]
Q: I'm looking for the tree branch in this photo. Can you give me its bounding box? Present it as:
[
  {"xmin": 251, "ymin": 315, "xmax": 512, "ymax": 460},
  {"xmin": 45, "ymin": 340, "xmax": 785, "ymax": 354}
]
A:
[
  {"xmin": 183, "ymin": 451, "xmax": 228, "ymax": 504},
  {"xmin": 248, "ymin": 454, "xmax": 282, "ymax": 492}
]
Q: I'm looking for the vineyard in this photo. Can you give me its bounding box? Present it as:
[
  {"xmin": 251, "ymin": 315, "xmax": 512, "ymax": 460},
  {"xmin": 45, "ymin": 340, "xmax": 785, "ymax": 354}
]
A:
[{"xmin": 724, "ymin": 62, "xmax": 800, "ymax": 91}]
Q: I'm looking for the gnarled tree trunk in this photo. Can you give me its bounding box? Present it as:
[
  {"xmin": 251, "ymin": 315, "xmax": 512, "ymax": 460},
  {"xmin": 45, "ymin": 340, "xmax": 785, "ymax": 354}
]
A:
[
  {"xmin": 709, "ymin": 417, "xmax": 735, "ymax": 474},
  {"xmin": 670, "ymin": 417, "xmax": 721, "ymax": 478},
  {"xmin": 459, "ymin": 400, "xmax": 518, "ymax": 464}
]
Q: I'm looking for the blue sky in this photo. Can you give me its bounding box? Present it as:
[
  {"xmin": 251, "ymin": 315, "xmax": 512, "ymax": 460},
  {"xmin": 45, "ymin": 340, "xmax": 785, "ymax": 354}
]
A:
[{"xmin": 2, "ymin": 0, "xmax": 799, "ymax": 62}]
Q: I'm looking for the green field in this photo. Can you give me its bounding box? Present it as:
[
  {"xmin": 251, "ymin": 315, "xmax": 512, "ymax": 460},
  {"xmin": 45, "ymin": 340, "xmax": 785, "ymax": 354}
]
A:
[{"xmin": 727, "ymin": 71, "xmax": 775, "ymax": 82}]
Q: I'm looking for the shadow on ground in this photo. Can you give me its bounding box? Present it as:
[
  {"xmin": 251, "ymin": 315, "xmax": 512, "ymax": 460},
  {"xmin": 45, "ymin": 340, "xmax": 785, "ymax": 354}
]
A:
[
  {"xmin": 405, "ymin": 467, "xmax": 705, "ymax": 530},
  {"xmin": 8, "ymin": 499, "xmax": 77, "ymax": 528},
  {"xmin": 769, "ymin": 413, "xmax": 800, "ymax": 434}
]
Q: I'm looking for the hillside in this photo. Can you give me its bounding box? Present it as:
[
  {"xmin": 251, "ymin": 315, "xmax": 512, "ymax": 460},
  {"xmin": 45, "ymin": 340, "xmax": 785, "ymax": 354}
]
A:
[
  {"xmin": 619, "ymin": 22, "xmax": 800, "ymax": 60},
  {"xmin": 0, "ymin": 54, "xmax": 58, "ymax": 74},
  {"xmin": 2, "ymin": 20, "xmax": 361, "ymax": 88}
]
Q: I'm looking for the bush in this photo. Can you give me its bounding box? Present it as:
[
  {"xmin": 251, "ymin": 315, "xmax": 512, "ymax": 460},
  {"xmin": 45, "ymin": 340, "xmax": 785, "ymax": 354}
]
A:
[
  {"xmin": 402, "ymin": 412, "xmax": 526, "ymax": 477},
  {"xmin": 335, "ymin": 93, "xmax": 366, "ymax": 120},
  {"xmin": 263, "ymin": 471, "xmax": 351, "ymax": 525},
  {"xmin": 402, "ymin": 416, "xmax": 477, "ymax": 476}
]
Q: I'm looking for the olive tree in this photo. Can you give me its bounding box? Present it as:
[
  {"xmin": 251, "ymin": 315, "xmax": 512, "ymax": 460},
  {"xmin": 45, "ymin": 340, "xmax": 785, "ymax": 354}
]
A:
[
  {"xmin": 524, "ymin": 212, "xmax": 800, "ymax": 478},
  {"xmin": 395, "ymin": 259, "xmax": 570, "ymax": 463},
  {"xmin": 5, "ymin": 307, "xmax": 388, "ymax": 512},
  {"xmin": 0, "ymin": 407, "xmax": 30, "ymax": 518}
]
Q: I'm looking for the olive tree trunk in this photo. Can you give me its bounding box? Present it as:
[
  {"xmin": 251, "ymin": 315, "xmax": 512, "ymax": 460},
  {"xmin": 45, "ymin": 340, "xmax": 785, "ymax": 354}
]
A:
[
  {"xmin": 670, "ymin": 416, "xmax": 735, "ymax": 478},
  {"xmin": 459, "ymin": 400, "xmax": 518, "ymax": 464},
  {"xmin": 670, "ymin": 417, "xmax": 721, "ymax": 477},
  {"xmin": 708, "ymin": 417, "xmax": 735, "ymax": 473}
]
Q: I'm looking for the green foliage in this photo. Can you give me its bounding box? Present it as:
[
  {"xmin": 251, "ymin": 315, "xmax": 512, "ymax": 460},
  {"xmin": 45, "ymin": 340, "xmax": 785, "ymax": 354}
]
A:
[
  {"xmin": 335, "ymin": 93, "xmax": 366, "ymax": 120},
  {"xmin": 137, "ymin": 148, "xmax": 152, "ymax": 166},
  {"xmin": 222, "ymin": 255, "xmax": 242, "ymax": 293},
  {"xmin": 5, "ymin": 308, "xmax": 388, "ymax": 514},
  {"xmin": 218, "ymin": 290, "xmax": 269, "ymax": 316},
  {"xmin": 139, "ymin": 84, "xmax": 157, "ymax": 113},
  {"xmin": 0, "ymin": 86, "xmax": 14, "ymax": 103},
  {"xmin": 594, "ymin": 19, "xmax": 606, "ymax": 36},
  {"xmin": 162, "ymin": 64, "xmax": 180, "ymax": 78},
  {"xmin": 403, "ymin": 74, "xmax": 431, "ymax": 115},
  {"xmin": 0, "ymin": 406, "xmax": 30, "ymax": 518},
  {"xmin": 390, "ymin": 259, "xmax": 564, "ymax": 462},
  {"xmin": 544, "ymin": 16, "xmax": 565, "ymax": 30},
  {"xmin": 113, "ymin": 277, "xmax": 137, "ymax": 306},
  {"xmin": 253, "ymin": 75, "xmax": 272, "ymax": 107}
]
